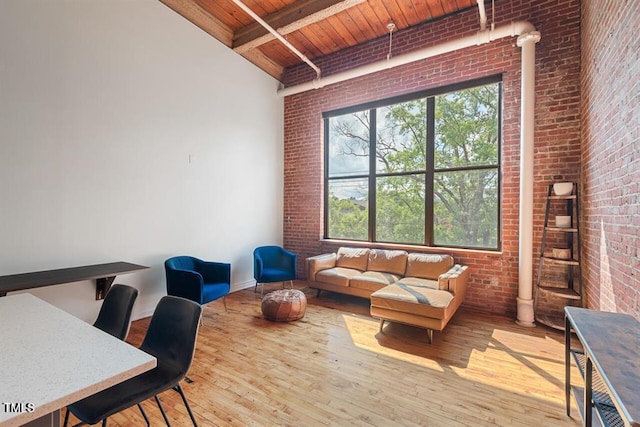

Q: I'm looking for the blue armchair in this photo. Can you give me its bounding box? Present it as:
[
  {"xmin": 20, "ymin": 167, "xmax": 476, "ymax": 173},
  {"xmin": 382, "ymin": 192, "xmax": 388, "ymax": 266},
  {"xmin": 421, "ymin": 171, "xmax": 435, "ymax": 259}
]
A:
[
  {"xmin": 253, "ymin": 246, "xmax": 297, "ymax": 296},
  {"xmin": 164, "ymin": 256, "xmax": 230, "ymax": 310}
]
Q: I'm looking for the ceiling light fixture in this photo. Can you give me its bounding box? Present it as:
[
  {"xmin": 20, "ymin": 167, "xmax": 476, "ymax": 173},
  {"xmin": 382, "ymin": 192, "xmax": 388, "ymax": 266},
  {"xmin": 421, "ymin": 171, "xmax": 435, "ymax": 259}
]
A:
[{"xmin": 386, "ymin": 22, "xmax": 396, "ymax": 60}]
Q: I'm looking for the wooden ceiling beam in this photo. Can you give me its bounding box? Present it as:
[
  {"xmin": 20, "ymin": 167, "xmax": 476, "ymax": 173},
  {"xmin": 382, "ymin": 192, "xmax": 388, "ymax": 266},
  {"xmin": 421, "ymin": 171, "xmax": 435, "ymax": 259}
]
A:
[
  {"xmin": 240, "ymin": 49, "xmax": 285, "ymax": 80},
  {"xmin": 233, "ymin": 0, "xmax": 365, "ymax": 54},
  {"xmin": 160, "ymin": 0, "xmax": 234, "ymax": 47}
]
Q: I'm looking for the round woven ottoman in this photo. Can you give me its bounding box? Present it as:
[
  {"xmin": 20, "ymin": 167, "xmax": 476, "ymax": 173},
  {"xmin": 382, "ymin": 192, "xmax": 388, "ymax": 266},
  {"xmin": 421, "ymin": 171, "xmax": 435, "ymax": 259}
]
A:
[{"xmin": 261, "ymin": 289, "xmax": 307, "ymax": 322}]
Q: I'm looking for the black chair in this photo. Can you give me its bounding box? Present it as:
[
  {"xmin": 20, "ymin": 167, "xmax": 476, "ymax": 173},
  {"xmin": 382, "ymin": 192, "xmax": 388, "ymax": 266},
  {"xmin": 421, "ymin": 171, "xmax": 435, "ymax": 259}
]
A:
[
  {"xmin": 63, "ymin": 284, "xmax": 140, "ymax": 424},
  {"xmin": 93, "ymin": 284, "xmax": 139, "ymax": 340},
  {"xmin": 64, "ymin": 296, "xmax": 203, "ymax": 427}
]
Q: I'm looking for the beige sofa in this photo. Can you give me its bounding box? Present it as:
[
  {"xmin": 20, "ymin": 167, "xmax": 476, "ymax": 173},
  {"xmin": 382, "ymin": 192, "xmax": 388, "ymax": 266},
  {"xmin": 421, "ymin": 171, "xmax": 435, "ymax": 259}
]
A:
[{"xmin": 306, "ymin": 247, "xmax": 469, "ymax": 343}]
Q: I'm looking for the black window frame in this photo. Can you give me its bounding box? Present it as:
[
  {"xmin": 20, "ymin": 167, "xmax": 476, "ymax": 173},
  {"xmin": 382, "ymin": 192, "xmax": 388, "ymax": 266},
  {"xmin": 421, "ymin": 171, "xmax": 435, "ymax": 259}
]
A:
[{"xmin": 323, "ymin": 75, "xmax": 503, "ymax": 251}]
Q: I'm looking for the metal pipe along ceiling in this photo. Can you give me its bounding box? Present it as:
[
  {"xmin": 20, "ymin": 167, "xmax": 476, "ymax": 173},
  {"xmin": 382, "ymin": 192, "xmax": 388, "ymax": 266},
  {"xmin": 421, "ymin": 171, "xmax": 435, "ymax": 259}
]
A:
[
  {"xmin": 230, "ymin": 0, "xmax": 321, "ymax": 79},
  {"xmin": 277, "ymin": 21, "xmax": 536, "ymax": 97}
]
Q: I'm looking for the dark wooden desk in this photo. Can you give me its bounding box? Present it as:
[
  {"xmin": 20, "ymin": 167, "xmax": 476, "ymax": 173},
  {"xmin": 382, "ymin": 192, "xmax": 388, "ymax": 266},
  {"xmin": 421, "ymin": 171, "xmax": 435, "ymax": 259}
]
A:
[
  {"xmin": 0, "ymin": 262, "xmax": 149, "ymax": 300},
  {"xmin": 565, "ymin": 306, "xmax": 640, "ymax": 427}
]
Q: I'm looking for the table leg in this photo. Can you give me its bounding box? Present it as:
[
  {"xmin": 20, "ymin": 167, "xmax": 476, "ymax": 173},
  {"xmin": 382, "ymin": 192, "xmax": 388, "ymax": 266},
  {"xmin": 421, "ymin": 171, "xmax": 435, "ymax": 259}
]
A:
[
  {"xmin": 22, "ymin": 409, "xmax": 61, "ymax": 427},
  {"xmin": 584, "ymin": 357, "xmax": 593, "ymax": 427},
  {"xmin": 565, "ymin": 314, "xmax": 571, "ymax": 416}
]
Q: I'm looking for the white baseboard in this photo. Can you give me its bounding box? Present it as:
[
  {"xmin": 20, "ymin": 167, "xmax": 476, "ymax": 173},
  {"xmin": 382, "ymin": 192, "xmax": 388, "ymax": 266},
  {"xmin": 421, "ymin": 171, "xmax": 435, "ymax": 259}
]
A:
[
  {"xmin": 134, "ymin": 279, "xmax": 257, "ymax": 320},
  {"xmin": 231, "ymin": 279, "xmax": 256, "ymax": 293}
]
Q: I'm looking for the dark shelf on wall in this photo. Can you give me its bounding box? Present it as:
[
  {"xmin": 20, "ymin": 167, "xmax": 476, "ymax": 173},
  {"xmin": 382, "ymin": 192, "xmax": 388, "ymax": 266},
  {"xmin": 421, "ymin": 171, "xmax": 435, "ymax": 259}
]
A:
[{"xmin": 0, "ymin": 262, "xmax": 149, "ymax": 300}]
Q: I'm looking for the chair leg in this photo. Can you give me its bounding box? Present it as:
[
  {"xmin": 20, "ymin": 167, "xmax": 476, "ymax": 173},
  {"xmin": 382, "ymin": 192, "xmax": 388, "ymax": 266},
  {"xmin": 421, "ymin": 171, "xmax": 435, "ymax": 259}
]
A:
[
  {"xmin": 426, "ymin": 329, "xmax": 433, "ymax": 344},
  {"xmin": 64, "ymin": 409, "xmax": 88, "ymax": 427},
  {"xmin": 222, "ymin": 296, "xmax": 227, "ymax": 312},
  {"xmin": 174, "ymin": 384, "xmax": 199, "ymax": 427},
  {"xmin": 379, "ymin": 318, "xmax": 385, "ymax": 332},
  {"xmin": 138, "ymin": 403, "xmax": 150, "ymax": 426},
  {"xmin": 154, "ymin": 395, "xmax": 172, "ymax": 427},
  {"xmin": 289, "ymin": 280, "xmax": 294, "ymax": 289},
  {"xmin": 102, "ymin": 419, "xmax": 107, "ymax": 427}
]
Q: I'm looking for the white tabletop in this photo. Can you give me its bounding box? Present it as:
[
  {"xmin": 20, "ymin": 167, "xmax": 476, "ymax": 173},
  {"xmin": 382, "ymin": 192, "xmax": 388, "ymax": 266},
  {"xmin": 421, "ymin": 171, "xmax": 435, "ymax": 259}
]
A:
[{"xmin": 0, "ymin": 293, "xmax": 156, "ymax": 427}]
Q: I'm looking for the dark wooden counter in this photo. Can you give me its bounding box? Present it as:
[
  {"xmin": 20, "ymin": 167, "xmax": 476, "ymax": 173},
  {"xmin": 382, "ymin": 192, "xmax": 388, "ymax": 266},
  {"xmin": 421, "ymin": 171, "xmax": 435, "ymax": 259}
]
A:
[
  {"xmin": 565, "ymin": 306, "xmax": 640, "ymax": 426},
  {"xmin": 0, "ymin": 262, "xmax": 149, "ymax": 300}
]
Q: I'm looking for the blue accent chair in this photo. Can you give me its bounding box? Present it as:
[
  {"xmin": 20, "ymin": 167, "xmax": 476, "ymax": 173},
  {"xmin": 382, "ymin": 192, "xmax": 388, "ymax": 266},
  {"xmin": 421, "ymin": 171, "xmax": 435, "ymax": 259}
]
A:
[
  {"xmin": 164, "ymin": 256, "xmax": 230, "ymax": 310},
  {"xmin": 253, "ymin": 246, "xmax": 297, "ymax": 296}
]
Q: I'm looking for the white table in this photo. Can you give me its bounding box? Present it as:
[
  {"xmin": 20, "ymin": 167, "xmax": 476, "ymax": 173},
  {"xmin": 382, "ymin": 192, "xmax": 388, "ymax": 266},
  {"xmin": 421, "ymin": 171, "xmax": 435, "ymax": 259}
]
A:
[{"xmin": 0, "ymin": 293, "xmax": 156, "ymax": 427}]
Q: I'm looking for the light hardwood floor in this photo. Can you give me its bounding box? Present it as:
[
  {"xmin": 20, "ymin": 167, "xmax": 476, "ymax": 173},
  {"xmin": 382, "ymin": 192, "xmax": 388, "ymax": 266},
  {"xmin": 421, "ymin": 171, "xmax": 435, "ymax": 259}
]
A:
[{"xmin": 69, "ymin": 283, "xmax": 584, "ymax": 426}]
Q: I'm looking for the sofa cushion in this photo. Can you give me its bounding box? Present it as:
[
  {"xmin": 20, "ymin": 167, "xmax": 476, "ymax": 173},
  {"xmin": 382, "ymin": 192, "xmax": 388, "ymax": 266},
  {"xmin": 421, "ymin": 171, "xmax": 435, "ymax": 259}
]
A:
[
  {"xmin": 315, "ymin": 267, "xmax": 362, "ymax": 287},
  {"xmin": 367, "ymin": 249, "xmax": 408, "ymax": 276},
  {"xmin": 404, "ymin": 254, "xmax": 453, "ymax": 282},
  {"xmin": 349, "ymin": 280, "xmax": 389, "ymax": 293},
  {"xmin": 336, "ymin": 247, "xmax": 370, "ymax": 271},
  {"xmin": 395, "ymin": 276, "xmax": 440, "ymax": 290},
  {"xmin": 370, "ymin": 284, "xmax": 454, "ymax": 320},
  {"xmin": 350, "ymin": 271, "xmax": 401, "ymax": 292}
]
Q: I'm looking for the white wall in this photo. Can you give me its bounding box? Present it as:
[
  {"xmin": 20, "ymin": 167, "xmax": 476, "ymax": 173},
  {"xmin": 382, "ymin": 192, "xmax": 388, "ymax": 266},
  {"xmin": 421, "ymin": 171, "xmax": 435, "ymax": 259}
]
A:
[{"xmin": 0, "ymin": 0, "xmax": 284, "ymax": 321}]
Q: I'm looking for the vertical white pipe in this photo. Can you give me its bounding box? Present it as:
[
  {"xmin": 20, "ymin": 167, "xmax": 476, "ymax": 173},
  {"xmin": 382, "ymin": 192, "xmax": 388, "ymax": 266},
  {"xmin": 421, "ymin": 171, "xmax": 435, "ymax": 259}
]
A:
[
  {"xmin": 515, "ymin": 31, "xmax": 541, "ymax": 327},
  {"xmin": 477, "ymin": 0, "xmax": 487, "ymax": 31}
]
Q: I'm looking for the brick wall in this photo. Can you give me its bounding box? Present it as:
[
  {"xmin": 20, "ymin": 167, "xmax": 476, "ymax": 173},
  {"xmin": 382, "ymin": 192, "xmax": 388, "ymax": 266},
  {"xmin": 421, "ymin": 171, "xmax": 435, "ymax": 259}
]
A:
[
  {"xmin": 282, "ymin": 0, "xmax": 581, "ymax": 317},
  {"xmin": 581, "ymin": 1, "xmax": 640, "ymax": 317}
]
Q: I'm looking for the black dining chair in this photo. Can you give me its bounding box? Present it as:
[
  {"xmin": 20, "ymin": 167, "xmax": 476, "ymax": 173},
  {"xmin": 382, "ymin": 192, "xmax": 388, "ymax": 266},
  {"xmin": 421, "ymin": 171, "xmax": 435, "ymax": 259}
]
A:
[
  {"xmin": 63, "ymin": 296, "xmax": 203, "ymax": 427},
  {"xmin": 93, "ymin": 284, "xmax": 139, "ymax": 340},
  {"xmin": 64, "ymin": 284, "xmax": 141, "ymax": 424}
]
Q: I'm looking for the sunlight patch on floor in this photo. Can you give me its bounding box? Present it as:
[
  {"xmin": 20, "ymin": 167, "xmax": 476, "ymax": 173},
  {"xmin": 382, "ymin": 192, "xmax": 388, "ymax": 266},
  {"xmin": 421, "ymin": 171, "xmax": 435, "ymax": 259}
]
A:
[
  {"xmin": 453, "ymin": 329, "xmax": 572, "ymax": 405},
  {"xmin": 340, "ymin": 312, "xmax": 576, "ymax": 407},
  {"xmin": 341, "ymin": 313, "xmax": 445, "ymax": 371}
]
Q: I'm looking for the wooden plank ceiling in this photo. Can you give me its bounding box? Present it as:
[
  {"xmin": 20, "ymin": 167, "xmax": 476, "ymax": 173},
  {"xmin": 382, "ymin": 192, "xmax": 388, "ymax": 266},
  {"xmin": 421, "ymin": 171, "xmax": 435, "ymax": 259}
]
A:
[{"xmin": 160, "ymin": 0, "xmax": 478, "ymax": 81}]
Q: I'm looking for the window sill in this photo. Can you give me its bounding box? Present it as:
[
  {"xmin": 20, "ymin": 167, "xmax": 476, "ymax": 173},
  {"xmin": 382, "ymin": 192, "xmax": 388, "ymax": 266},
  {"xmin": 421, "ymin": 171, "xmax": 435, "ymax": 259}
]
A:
[{"xmin": 319, "ymin": 239, "xmax": 503, "ymax": 257}]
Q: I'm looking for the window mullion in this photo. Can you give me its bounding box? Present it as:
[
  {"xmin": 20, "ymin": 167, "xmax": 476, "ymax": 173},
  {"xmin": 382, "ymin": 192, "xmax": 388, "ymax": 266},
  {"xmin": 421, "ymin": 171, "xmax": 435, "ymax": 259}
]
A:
[
  {"xmin": 425, "ymin": 97, "xmax": 435, "ymax": 246},
  {"xmin": 368, "ymin": 109, "xmax": 377, "ymax": 242},
  {"xmin": 323, "ymin": 117, "xmax": 330, "ymax": 239},
  {"xmin": 497, "ymin": 82, "xmax": 503, "ymax": 250}
]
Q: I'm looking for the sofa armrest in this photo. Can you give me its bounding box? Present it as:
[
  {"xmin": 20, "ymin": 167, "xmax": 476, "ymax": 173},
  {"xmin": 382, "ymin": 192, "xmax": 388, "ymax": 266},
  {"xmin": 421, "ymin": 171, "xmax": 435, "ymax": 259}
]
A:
[
  {"xmin": 438, "ymin": 264, "xmax": 469, "ymax": 297},
  {"xmin": 306, "ymin": 253, "xmax": 337, "ymax": 281}
]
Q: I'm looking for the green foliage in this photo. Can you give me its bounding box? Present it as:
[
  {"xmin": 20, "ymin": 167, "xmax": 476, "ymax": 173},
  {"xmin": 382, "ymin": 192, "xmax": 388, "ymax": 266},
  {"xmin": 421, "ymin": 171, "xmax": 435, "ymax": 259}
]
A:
[
  {"xmin": 376, "ymin": 175, "xmax": 425, "ymax": 244},
  {"xmin": 327, "ymin": 83, "xmax": 499, "ymax": 248},
  {"xmin": 433, "ymin": 85, "xmax": 499, "ymax": 247},
  {"xmin": 376, "ymin": 100, "xmax": 426, "ymax": 173},
  {"xmin": 327, "ymin": 196, "xmax": 367, "ymax": 240}
]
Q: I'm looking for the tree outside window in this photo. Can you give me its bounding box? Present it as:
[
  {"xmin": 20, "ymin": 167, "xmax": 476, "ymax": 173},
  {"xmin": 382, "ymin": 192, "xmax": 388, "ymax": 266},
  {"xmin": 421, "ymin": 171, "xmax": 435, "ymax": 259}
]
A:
[{"xmin": 324, "ymin": 78, "xmax": 501, "ymax": 250}]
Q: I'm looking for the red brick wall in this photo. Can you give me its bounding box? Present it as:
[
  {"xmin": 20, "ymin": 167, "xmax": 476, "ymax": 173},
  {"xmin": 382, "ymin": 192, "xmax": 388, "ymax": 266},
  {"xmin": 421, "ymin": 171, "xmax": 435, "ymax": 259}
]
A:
[
  {"xmin": 283, "ymin": 0, "xmax": 581, "ymax": 317},
  {"xmin": 580, "ymin": 1, "xmax": 640, "ymax": 317}
]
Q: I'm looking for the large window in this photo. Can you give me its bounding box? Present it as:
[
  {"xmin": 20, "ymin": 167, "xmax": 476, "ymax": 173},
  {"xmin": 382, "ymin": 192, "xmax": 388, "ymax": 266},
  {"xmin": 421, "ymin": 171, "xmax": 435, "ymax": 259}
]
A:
[{"xmin": 324, "ymin": 77, "xmax": 501, "ymax": 250}]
